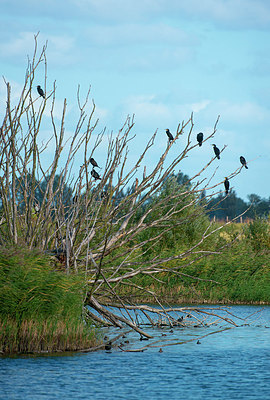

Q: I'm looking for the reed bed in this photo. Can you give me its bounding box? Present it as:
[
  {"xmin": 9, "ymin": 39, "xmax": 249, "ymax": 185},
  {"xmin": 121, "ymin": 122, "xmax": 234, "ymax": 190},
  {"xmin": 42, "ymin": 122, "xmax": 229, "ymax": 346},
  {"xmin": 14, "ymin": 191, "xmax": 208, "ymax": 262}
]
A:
[
  {"xmin": 0, "ymin": 246, "xmax": 98, "ymax": 355},
  {"xmin": 0, "ymin": 318, "xmax": 96, "ymax": 354}
]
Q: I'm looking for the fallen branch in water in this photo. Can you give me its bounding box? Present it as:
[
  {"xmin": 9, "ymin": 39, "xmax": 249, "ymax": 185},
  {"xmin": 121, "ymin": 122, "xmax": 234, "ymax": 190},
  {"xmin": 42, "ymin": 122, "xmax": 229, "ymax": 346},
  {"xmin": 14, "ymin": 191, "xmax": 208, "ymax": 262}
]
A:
[{"xmin": 118, "ymin": 326, "xmax": 235, "ymax": 352}]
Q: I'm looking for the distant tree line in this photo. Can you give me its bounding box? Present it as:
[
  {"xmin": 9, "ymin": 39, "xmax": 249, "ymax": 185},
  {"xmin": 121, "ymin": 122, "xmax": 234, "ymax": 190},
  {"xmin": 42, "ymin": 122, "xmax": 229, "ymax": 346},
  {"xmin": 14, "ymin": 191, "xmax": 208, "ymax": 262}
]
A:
[
  {"xmin": 206, "ymin": 191, "xmax": 270, "ymax": 221},
  {"xmin": 2, "ymin": 171, "xmax": 267, "ymax": 223}
]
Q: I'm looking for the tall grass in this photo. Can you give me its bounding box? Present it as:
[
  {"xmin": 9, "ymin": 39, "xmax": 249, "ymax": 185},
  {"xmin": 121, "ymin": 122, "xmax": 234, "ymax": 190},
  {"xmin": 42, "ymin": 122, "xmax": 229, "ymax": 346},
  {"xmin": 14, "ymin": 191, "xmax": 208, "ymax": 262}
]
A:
[
  {"xmin": 0, "ymin": 246, "xmax": 97, "ymax": 354},
  {"xmin": 0, "ymin": 318, "xmax": 96, "ymax": 354},
  {"xmin": 125, "ymin": 220, "xmax": 270, "ymax": 304}
]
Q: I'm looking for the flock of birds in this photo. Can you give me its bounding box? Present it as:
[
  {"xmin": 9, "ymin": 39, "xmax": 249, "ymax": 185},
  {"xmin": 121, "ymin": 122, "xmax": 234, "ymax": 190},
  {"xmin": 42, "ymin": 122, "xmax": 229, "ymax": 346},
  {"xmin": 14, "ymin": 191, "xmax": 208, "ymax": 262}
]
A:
[
  {"xmin": 36, "ymin": 86, "xmax": 248, "ymax": 194},
  {"xmin": 166, "ymin": 129, "xmax": 248, "ymax": 195},
  {"xmin": 37, "ymin": 85, "xmax": 103, "ymax": 182}
]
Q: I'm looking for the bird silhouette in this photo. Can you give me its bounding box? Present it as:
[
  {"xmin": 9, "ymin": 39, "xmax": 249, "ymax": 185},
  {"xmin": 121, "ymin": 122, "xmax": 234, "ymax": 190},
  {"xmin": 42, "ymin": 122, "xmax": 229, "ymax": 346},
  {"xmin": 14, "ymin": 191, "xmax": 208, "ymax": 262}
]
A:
[
  {"xmin": 105, "ymin": 341, "xmax": 112, "ymax": 351},
  {"xmin": 72, "ymin": 195, "xmax": 78, "ymax": 204},
  {"xmin": 212, "ymin": 144, "xmax": 220, "ymax": 159},
  {"xmin": 37, "ymin": 85, "xmax": 45, "ymax": 98},
  {"xmin": 197, "ymin": 132, "xmax": 204, "ymax": 146},
  {"xmin": 140, "ymin": 335, "xmax": 149, "ymax": 341},
  {"xmin": 91, "ymin": 169, "xmax": 101, "ymax": 180},
  {"xmin": 166, "ymin": 129, "xmax": 174, "ymax": 142},
  {"xmin": 90, "ymin": 157, "xmax": 101, "ymax": 169},
  {"xmin": 240, "ymin": 156, "xmax": 248, "ymax": 169},
  {"xmin": 224, "ymin": 177, "xmax": 230, "ymax": 195}
]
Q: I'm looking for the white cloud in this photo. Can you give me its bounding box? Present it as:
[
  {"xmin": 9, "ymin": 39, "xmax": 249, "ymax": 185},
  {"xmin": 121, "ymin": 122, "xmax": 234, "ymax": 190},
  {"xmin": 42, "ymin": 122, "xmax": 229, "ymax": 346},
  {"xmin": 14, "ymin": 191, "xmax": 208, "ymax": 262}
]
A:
[
  {"xmin": 191, "ymin": 100, "xmax": 210, "ymax": 113},
  {"xmin": 94, "ymin": 105, "xmax": 109, "ymax": 121},
  {"xmin": 0, "ymin": 32, "xmax": 34, "ymax": 59},
  {"xmin": 124, "ymin": 94, "xmax": 171, "ymax": 122},
  {"xmin": 0, "ymin": 32, "xmax": 76, "ymax": 67},
  {"xmin": 121, "ymin": 95, "xmax": 212, "ymax": 131},
  {"xmin": 173, "ymin": 0, "xmax": 270, "ymax": 29},
  {"xmin": 72, "ymin": 0, "xmax": 270, "ymax": 28},
  {"xmin": 210, "ymin": 101, "xmax": 269, "ymax": 123},
  {"xmin": 2, "ymin": 0, "xmax": 270, "ymax": 29},
  {"xmin": 85, "ymin": 23, "xmax": 197, "ymax": 47}
]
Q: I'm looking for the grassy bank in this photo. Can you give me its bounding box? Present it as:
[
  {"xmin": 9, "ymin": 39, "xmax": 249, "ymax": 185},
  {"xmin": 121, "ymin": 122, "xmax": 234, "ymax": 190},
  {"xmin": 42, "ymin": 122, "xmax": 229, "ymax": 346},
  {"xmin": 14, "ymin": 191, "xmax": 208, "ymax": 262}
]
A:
[
  {"xmin": 150, "ymin": 249, "xmax": 270, "ymax": 304},
  {"xmin": 0, "ymin": 247, "xmax": 98, "ymax": 355},
  {"xmin": 121, "ymin": 219, "xmax": 270, "ymax": 304},
  {"xmin": 122, "ymin": 253, "xmax": 270, "ymax": 305},
  {"xmin": 1, "ymin": 218, "xmax": 269, "ymax": 355}
]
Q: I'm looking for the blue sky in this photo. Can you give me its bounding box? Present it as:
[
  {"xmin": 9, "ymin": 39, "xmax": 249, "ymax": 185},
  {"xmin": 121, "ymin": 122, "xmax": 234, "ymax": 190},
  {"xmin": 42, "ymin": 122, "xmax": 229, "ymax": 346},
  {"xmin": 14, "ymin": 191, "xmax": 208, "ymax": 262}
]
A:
[{"xmin": 1, "ymin": 0, "xmax": 270, "ymax": 201}]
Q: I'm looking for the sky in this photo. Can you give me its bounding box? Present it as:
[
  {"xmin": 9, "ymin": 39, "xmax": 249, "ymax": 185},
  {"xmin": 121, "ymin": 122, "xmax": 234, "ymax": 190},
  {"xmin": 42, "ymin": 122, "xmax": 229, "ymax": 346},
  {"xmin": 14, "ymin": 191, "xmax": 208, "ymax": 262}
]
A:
[{"xmin": 0, "ymin": 0, "xmax": 270, "ymax": 201}]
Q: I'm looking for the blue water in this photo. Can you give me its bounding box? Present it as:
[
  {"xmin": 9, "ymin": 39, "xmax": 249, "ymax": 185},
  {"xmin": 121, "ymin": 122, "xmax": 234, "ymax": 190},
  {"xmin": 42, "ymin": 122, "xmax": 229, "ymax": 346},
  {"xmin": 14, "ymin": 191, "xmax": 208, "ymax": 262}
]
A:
[{"xmin": 1, "ymin": 305, "xmax": 270, "ymax": 400}]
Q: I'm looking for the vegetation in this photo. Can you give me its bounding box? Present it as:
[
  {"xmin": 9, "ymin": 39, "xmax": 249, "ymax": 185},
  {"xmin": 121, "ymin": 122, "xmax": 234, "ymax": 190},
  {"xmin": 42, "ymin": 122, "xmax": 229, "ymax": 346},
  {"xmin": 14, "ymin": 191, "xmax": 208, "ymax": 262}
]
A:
[
  {"xmin": 119, "ymin": 216, "xmax": 270, "ymax": 304},
  {"xmin": 0, "ymin": 36, "xmax": 269, "ymax": 354},
  {"xmin": 207, "ymin": 191, "xmax": 270, "ymax": 220},
  {"xmin": 0, "ymin": 247, "xmax": 97, "ymax": 354}
]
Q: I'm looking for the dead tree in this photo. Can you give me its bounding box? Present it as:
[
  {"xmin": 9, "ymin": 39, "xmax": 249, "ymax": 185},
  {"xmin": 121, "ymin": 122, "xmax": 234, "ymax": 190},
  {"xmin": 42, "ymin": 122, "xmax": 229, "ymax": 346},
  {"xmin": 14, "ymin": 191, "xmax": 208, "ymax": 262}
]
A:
[{"xmin": 0, "ymin": 35, "xmax": 247, "ymax": 337}]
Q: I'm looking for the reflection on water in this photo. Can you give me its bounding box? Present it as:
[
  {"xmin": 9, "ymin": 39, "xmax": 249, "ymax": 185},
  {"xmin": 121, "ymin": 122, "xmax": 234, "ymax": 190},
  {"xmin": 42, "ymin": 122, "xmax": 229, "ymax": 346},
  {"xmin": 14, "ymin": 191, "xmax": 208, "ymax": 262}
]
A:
[{"xmin": 1, "ymin": 305, "xmax": 270, "ymax": 400}]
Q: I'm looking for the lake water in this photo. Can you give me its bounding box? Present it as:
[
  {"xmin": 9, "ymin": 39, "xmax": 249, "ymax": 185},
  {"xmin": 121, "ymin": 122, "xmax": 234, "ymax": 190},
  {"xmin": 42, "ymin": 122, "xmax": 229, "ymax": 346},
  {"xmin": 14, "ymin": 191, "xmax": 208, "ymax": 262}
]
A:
[{"xmin": 1, "ymin": 305, "xmax": 270, "ymax": 400}]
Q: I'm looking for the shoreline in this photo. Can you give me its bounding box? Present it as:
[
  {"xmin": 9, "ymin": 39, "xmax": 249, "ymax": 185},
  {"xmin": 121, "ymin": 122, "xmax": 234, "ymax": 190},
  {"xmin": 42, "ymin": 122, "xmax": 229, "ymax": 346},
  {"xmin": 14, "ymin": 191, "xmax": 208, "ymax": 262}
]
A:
[{"xmin": 119, "ymin": 296, "xmax": 270, "ymax": 306}]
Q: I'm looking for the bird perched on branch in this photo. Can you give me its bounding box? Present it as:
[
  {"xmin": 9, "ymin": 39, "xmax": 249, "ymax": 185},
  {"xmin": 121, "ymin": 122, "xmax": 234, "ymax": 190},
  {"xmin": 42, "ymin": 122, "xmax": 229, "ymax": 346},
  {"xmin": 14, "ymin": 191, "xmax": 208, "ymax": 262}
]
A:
[
  {"xmin": 105, "ymin": 341, "xmax": 112, "ymax": 351},
  {"xmin": 224, "ymin": 177, "xmax": 230, "ymax": 195},
  {"xmin": 212, "ymin": 144, "xmax": 220, "ymax": 159},
  {"xmin": 166, "ymin": 129, "xmax": 174, "ymax": 142},
  {"xmin": 72, "ymin": 195, "xmax": 78, "ymax": 204},
  {"xmin": 197, "ymin": 132, "xmax": 204, "ymax": 147},
  {"xmin": 90, "ymin": 157, "xmax": 101, "ymax": 169},
  {"xmin": 91, "ymin": 169, "xmax": 101, "ymax": 180},
  {"xmin": 37, "ymin": 85, "xmax": 45, "ymax": 98},
  {"xmin": 240, "ymin": 156, "xmax": 248, "ymax": 169}
]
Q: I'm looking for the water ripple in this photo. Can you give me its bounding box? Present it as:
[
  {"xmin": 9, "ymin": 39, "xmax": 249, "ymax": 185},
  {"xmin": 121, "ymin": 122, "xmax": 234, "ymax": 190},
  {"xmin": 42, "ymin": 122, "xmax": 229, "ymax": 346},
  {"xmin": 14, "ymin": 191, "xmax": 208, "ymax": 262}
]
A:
[{"xmin": 1, "ymin": 305, "xmax": 270, "ymax": 400}]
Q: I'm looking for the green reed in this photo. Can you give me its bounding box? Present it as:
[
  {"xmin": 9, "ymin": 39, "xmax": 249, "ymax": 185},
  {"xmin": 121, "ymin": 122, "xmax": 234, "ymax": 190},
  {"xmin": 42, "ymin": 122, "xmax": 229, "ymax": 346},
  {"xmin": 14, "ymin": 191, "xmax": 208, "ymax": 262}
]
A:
[{"xmin": 0, "ymin": 246, "xmax": 97, "ymax": 354}]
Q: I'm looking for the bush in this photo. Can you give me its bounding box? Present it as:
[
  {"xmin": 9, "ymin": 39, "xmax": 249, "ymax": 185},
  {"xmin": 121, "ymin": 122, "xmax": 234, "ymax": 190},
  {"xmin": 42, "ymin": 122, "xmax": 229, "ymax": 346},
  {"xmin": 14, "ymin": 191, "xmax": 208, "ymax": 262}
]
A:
[{"xmin": 244, "ymin": 217, "xmax": 270, "ymax": 253}]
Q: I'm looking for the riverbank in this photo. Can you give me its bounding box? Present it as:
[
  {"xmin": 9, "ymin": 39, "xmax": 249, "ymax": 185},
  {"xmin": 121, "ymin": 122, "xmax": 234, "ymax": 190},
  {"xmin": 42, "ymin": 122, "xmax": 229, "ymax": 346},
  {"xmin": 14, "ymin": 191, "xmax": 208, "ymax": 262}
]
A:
[
  {"xmin": 119, "ymin": 233, "xmax": 270, "ymax": 305},
  {"xmin": 0, "ymin": 247, "xmax": 98, "ymax": 355},
  {"xmin": 1, "ymin": 221, "xmax": 269, "ymax": 355},
  {"xmin": 119, "ymin": 294, "xmax": 270, "ymax": 306}
]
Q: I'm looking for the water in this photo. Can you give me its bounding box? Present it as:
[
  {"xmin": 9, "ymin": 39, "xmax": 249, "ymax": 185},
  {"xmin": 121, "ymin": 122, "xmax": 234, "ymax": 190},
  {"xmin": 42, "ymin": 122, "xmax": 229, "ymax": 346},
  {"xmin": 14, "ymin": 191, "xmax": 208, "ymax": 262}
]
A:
[{"xmin": 1, "ymin": 305, "xmax": 270, "ymax": 400}]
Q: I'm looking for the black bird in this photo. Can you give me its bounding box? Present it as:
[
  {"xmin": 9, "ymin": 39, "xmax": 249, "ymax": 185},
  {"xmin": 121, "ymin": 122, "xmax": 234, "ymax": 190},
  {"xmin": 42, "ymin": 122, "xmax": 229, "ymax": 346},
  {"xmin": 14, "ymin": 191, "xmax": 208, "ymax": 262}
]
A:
[
  {"xmin": 91, "ymin": 169, "xmax": 101, "ymax": 180},
  {"xmin": 224, "ymin": 177, "xmax": 230, "ymax": 195},
  {"xmin": 212, "ymin": 144, "xmax": 220, "ymax": 159},
  {"xmin": 140, "ymin": 335, "xmax": 149, "ymax": 341},
  {"xmin": 197, "ymin": 340, "xmax": 201, "ymax": 344},
  {"xmin": 37, "ymin": 85, "xmax": 45, "ymax": 98},
  {"xmin": 90, "ymin": 157, "xmax": 101, "ymax": 169},
  {"xmin": 72, "ymin": 195, "xmax": 78, "ymax": 204},
  {"xmin": 197, "ymin": 132, "xmax": 204, "ymax": 147},
  {"xmin": 240, "ymin": 156, "xmax": 248, "ymax": 169},
  {"xmin": 166, "ymin": 129, "xmax": 174, "ymax": 142},
  {"xmin": 105, "ymin": 341, "xmax": 112, "ymax": 351}
]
